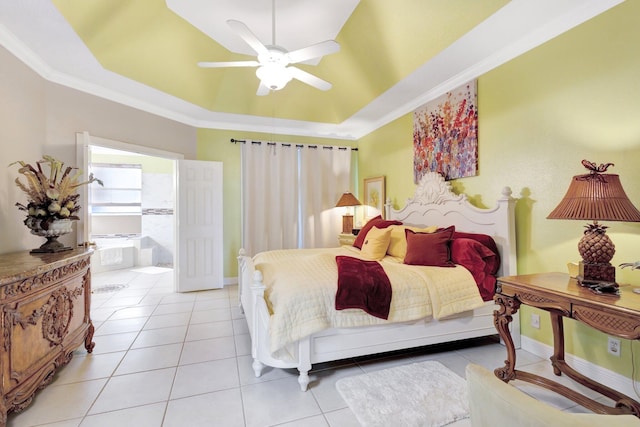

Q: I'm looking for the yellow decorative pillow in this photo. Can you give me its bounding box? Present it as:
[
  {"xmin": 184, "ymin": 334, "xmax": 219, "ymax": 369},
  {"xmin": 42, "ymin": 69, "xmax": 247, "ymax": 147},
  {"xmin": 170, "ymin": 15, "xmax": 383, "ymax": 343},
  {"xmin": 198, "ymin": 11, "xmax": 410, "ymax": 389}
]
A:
[
  {"xmin": 387, "ymin": 225, "xmax": 438, "ymax": 259},
  {"xmin": 360, "ymin": 226, "xmax": 392, "ymax": 260}
]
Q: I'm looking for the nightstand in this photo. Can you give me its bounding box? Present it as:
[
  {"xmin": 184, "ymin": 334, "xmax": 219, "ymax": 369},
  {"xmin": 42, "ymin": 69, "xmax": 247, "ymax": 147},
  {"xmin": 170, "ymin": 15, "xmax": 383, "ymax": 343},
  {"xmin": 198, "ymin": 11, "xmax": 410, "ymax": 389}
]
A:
[{"xmin": 338, "ymin": 233, "xmax": 356, "ymax": 246}]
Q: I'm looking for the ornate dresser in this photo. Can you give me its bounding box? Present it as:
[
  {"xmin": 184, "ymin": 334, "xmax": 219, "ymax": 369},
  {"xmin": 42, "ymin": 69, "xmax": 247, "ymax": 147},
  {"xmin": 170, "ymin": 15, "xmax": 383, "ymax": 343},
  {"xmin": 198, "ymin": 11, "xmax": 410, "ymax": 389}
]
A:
[{"xmin": 0, "ymin": 248, "xmax": 94, "ymax": 425}]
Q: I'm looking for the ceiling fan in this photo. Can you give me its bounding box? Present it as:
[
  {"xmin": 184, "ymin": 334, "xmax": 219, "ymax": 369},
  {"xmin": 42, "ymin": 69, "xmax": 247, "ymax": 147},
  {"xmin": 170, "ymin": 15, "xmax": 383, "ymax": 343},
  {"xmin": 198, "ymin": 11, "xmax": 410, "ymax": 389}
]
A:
[{"xmin": 198, "ymin": 1, "xmax": 340, "ymax": 96}]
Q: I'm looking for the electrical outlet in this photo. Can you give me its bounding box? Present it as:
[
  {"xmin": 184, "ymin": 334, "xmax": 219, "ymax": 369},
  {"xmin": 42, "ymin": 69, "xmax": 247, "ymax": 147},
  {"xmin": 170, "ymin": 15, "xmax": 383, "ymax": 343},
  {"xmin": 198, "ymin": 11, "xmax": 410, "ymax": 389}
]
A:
[
  {"xmin": 608, "ymin": 336, "xmax": 621, "ymax": 357},
  {"xmin": 531, "ymin": 313, "xmax": 540, "ymax": 329}
]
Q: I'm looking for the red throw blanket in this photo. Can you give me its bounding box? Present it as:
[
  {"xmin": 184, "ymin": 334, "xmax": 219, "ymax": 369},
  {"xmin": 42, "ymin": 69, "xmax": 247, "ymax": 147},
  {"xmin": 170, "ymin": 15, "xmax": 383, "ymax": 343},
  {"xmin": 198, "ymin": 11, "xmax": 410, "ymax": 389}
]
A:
[{"xmin": 335, "ymin": 256, "xmax": 392, "ymax": 320}]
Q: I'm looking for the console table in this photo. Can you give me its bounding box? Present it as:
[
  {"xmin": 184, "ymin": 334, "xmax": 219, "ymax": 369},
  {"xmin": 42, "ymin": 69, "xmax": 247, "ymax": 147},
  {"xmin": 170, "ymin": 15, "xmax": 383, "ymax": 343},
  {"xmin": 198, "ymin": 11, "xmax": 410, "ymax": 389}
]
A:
[
  {"xmin": 0, "ymin": 248, "xmax": 95, "ymax": 425},
  {"xmin": 494, "ymin": 272, "xmax": 640, "ymax": 417}
]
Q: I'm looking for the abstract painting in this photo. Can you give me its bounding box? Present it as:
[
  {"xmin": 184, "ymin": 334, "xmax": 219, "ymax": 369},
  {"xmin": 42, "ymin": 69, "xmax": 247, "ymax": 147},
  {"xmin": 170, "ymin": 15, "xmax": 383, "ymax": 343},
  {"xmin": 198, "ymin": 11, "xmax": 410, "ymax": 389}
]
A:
[{"xmin": 412, "ymin": 80, "xmax": 478, "ymax": 182}]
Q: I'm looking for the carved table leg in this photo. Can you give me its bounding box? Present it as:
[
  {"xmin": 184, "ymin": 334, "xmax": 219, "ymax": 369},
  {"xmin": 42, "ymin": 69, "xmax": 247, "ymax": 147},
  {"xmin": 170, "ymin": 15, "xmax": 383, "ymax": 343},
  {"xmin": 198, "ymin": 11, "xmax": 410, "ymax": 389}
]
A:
[
  {"xmin": 549, "ymin": 312, "xmax": 564, "ymax": 376},
  {"xmin": 493, "ymin": 293, "xmax": 521, "ymax": 382},
  {"xmin": 83, "ymin": 268, "xmax": 95, "ymax": 353},
  {"xmin": 0, "ymin": 400, "xmax": 6, "ymax": 427},
  {"xmin": 84, "ymin": 321, "xmax": 95, "ymax": 353}
]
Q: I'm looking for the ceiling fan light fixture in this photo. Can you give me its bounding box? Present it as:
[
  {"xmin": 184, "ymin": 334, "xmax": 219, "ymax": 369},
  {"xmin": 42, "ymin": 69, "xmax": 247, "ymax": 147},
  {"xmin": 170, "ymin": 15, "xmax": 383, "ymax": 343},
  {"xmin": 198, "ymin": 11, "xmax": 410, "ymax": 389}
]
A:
[{"xmin": 256, "ymin": 63, "xmax": 292, "ymax": 91}]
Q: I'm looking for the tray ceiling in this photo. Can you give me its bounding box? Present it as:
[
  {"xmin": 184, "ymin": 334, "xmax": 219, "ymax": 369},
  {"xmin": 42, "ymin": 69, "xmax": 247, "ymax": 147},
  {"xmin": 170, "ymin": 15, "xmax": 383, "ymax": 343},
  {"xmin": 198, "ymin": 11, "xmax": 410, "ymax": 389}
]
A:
[{"xmin": 0, "ymin": 0, "xmax": 624, "ymax": 139}]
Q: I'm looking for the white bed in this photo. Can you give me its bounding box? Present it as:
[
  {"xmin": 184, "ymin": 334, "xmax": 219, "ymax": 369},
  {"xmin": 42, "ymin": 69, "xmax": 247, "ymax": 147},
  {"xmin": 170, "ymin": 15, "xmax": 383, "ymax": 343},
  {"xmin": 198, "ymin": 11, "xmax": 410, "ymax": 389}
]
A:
[{"xmin": 237, "ymin": 172, "xmax": 519, "ymax": 391}]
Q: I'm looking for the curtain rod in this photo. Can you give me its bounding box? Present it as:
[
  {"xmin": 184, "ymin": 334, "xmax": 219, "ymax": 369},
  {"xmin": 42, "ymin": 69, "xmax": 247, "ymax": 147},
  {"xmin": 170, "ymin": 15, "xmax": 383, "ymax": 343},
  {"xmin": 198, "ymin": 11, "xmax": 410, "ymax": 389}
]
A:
[{"xmin": 230, "ymin": 138, "xmax": 357, "ymax": 151}]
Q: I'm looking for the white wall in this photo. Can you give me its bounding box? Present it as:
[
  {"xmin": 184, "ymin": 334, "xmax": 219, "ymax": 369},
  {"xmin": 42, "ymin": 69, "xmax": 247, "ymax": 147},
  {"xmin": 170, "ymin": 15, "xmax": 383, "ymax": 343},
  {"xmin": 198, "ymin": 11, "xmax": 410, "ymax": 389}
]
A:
[
  {"xmin": 142, "ymin": 171, "xmax": 175, "ymax": 266},
  {"xmin": 0, "ymin": 46, "xmax": 197, "ymax": 255},
  {"xmin": 91, "ymin": 216, "xmax": 141, "ymax": 236}
]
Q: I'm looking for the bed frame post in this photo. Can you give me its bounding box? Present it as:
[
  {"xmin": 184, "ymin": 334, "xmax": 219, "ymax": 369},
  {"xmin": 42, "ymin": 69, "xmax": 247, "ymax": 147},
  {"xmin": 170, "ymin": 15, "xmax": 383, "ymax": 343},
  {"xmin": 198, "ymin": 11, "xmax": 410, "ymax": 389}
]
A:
[
  {"xmin": 238, "ymin": 249, "xmax": 268, "ymax": 378},
  {"xmin": 496, "ymin": 186, "xmax": 517, "ymax": 278},
  {"xmin": 297, "ymin": 337, "xmax": 312, "ymax": 391},
  {"xmin": 250, "ymin": 269, "xmax": 266, "ymax": 378},
  {"xmin": 237, "ymin": 248, "xmax": 247, "ymax": 313}
]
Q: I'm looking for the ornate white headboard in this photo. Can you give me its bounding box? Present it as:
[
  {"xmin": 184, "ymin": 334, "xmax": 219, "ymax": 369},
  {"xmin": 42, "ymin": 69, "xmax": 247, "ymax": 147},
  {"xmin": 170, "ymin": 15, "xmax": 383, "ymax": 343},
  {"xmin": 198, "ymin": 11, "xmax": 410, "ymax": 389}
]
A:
[{"xmin": 385, "ymin": 172, "xmax": 517, "ymax": 277}]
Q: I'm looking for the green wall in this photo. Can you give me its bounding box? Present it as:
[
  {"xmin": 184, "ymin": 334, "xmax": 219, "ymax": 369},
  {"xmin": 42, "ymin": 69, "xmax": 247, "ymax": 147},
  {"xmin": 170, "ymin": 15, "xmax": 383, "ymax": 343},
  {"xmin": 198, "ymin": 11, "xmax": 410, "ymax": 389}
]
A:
[{"xmin": 359, "ymin": 1, "xmax": 640, "ymax": 378}]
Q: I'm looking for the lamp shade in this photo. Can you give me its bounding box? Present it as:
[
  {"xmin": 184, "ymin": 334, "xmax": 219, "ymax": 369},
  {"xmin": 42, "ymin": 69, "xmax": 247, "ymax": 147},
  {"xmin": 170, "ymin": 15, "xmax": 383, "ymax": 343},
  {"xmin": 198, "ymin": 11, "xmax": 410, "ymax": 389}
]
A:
[
  {"xmin": 547, "ymin": 173, "xmax": 640, "ymax": 222},
  {"xmin": 335, "ymin": 192, "xmax": 361, "ymax": 207}
]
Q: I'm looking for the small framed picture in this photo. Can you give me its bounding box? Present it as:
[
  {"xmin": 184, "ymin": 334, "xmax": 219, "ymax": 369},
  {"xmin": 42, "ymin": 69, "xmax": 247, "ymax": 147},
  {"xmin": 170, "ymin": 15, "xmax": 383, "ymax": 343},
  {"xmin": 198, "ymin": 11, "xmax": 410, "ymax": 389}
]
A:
[{"xmin": 363, "ymin": 176, "xmax": 385, "ymax": 219}]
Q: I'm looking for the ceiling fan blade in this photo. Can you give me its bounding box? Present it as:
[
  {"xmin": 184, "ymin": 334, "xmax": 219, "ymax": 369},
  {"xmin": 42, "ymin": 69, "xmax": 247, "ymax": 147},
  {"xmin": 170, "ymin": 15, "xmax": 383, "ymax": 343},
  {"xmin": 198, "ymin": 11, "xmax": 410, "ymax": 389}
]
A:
[
  {"xmin": 288, "ymin": 67, "xmax": 332, "ymax": 91},
  {"xmin": 198, "ymin": 60, "xmax": 260, "ymax": 68},
  {"xmin": 256, "ymin": 82, "xmax": 270, "ymax": 96},
  {"xmin": 227, "ymin": 19, "xmax": 268, "ymax": 56},
  {"xmin": 287, "ymin": 40, "xmax": 340, "ymax": 64}
]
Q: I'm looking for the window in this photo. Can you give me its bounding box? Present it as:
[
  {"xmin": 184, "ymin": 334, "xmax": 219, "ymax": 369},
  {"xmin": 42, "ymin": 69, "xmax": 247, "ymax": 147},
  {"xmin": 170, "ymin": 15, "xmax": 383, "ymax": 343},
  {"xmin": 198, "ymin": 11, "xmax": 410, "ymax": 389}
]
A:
[{"xmin": 89, "ymin": 163, "xmax": 142, "ymax": 215}]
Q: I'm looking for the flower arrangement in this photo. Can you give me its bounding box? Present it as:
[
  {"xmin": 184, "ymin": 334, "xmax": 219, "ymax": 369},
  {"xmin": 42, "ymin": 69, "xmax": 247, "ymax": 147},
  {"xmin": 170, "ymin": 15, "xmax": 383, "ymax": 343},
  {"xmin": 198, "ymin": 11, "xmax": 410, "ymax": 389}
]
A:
[{"xmin": 10, "ymin": 155, "xmax": 103, "ymax": 230}]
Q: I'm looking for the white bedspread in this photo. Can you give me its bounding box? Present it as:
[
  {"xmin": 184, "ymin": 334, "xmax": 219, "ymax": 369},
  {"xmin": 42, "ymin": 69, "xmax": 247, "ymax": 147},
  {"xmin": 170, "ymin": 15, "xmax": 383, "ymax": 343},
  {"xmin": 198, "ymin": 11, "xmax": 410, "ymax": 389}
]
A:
[{"xmin": 253, "ymin": 246, "xmax": 484, "ymax": 357}]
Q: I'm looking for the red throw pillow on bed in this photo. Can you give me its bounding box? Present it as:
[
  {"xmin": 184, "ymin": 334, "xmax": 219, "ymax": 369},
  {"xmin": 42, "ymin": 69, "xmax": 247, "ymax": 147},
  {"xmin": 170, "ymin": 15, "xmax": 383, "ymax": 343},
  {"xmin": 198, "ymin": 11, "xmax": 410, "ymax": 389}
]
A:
[
  {"xmin": 451, "ymin": 238, "xmax": 500, "ymax": 301},
  {"xmin": 403, "ymin": 226, "xmax": 455, "ymax": 267},
  {"xmin": 353, "ymin": 215, "xmax": 402, "ymax": 249},
  {"xmin": 453, "ymin": 231, "xmax": 500, "ymax": 264}
]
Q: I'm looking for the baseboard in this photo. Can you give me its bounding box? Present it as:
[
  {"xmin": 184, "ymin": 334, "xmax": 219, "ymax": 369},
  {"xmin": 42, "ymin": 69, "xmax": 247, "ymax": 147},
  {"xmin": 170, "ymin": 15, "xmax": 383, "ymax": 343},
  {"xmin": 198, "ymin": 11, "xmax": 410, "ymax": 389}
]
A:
[
  {"xmin": 224, "ymin": 276, "xmax": 238, "ymax": 287},
  {"xmin": 521, "ymin": 336, "xmax": 640, "ymax": 400}
]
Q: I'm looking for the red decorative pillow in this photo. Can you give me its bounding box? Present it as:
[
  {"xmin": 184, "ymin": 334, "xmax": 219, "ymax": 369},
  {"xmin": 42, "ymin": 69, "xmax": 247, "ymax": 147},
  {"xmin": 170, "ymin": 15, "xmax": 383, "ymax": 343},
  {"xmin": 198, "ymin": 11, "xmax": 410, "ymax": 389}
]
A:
[
  {"xmin": 451, "ymin": 238, "xmax": 500, "ymax": 301},
  {"xmin": 453, "ymin": 231, "xmax": 500, "ymax": 266},
  {"xmin": 403, "ymin": 226, "xmax": 455, "ymax": 267},
  {"xmin": 353, "ymin": 215, "xmax": 402, "ymax": 249}
]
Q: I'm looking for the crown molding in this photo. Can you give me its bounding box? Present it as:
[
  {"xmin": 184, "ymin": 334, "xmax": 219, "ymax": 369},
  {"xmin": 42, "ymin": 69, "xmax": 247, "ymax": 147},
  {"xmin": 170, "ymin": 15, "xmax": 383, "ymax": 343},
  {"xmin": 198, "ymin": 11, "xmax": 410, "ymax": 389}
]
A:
[{"xmin": 0, "ymin": 0, "xmax": 623, "ymax": 141}]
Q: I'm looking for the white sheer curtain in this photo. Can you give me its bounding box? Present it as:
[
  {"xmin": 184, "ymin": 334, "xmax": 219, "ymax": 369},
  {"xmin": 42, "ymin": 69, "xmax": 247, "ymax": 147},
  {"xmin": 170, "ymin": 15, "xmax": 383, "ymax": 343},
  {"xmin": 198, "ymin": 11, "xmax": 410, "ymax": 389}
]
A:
[
  {"xmin": 241, "ymin": 142, "xmax": 298, "ymax": 256},
  {"xmin": 299, "ymin": 146, "xmax": 351, "ymax": 248},
  {"xmin": 241, "ymin": 141, "xmax": 352, "ymax": 254}
]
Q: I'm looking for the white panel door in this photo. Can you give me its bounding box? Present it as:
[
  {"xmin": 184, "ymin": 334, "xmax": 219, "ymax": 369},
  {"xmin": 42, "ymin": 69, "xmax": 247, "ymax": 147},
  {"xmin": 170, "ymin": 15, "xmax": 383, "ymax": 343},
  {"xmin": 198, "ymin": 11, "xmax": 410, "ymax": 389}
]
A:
[{"xmin": 176, "ymin": 160, "xmax": 223, "ymax": 292}]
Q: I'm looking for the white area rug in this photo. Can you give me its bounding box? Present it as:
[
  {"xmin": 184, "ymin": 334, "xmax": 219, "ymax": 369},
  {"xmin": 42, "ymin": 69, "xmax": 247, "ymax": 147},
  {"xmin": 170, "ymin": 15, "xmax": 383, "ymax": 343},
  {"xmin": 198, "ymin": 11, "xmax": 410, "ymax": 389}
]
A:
[
  {"xmin": 131, "ymin": 266, "xmax": 173, "ymax": 274},
  {"xmin": 336, "ymin": 361, "xmax": 469, "ymax": 427}
]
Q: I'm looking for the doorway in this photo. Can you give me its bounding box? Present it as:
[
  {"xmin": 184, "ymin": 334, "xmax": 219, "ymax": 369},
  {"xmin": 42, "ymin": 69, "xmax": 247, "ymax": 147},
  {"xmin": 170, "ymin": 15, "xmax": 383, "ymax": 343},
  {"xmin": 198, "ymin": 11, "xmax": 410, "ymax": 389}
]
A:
[
  {"xmin": 76, "ymin": 132, "xmax": 224, "ymax": 292},
  {"xmin": 88, "ymin": 145, "xmax": 176, "ymax": 274},
  {"xmin": 76, "ymin": 132, "xmax": 182, "ymax": 276}
]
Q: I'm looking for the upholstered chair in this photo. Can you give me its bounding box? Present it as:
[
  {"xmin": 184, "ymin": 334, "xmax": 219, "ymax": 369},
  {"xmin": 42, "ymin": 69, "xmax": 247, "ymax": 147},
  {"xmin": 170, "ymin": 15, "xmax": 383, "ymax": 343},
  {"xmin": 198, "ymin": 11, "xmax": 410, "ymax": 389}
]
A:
[{"xmin": 466, "ymin": 363, "xmax": 640, "ymax": 427}]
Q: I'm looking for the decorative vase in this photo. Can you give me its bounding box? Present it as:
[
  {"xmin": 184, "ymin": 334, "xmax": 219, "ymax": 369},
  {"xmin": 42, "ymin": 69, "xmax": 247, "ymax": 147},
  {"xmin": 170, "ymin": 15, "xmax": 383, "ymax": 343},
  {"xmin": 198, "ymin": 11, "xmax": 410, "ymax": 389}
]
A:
[{"xmin": 25, "ymin": 217, "xmax": 74, "ymax": 253}]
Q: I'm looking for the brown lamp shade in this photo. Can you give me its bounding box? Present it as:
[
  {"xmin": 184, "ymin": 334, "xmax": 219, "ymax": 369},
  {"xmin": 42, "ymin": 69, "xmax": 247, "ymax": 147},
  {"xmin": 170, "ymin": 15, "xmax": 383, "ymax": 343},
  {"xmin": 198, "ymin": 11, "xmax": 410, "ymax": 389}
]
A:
[
  {"xmin": 335, "ymin": 192, "xmax": 362, "ymax": 208},
  {"xmin": 547, "ymin": 174, "xmax": 640, "ymax": 222},
  {"xmin": 336, "ymin": 192, "xmax": 361, "ymax": 234}
]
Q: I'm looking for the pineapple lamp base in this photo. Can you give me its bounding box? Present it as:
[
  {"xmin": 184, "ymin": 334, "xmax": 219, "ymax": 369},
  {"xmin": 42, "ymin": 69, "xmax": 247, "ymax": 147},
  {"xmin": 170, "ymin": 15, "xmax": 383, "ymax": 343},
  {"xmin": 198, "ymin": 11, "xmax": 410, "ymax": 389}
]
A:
[{"xmin": 574, "ymin": 221, "xmax": 620, "ymax": 295}]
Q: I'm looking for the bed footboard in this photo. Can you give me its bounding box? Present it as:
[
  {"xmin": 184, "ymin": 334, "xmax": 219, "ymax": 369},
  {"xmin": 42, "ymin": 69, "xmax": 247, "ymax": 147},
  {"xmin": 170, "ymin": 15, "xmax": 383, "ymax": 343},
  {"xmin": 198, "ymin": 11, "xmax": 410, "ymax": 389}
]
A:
[{"xmin": 238, "ymin": 249, "xmax": 312, "ymax": 390}]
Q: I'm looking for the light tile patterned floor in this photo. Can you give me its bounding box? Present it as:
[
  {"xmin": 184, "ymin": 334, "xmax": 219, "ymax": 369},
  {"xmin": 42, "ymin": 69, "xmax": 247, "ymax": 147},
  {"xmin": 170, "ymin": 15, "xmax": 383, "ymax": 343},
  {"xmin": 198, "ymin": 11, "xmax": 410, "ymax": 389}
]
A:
[{"xmin": 7, "ymin": 268, "xmax": 609, "ymax": 426}]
